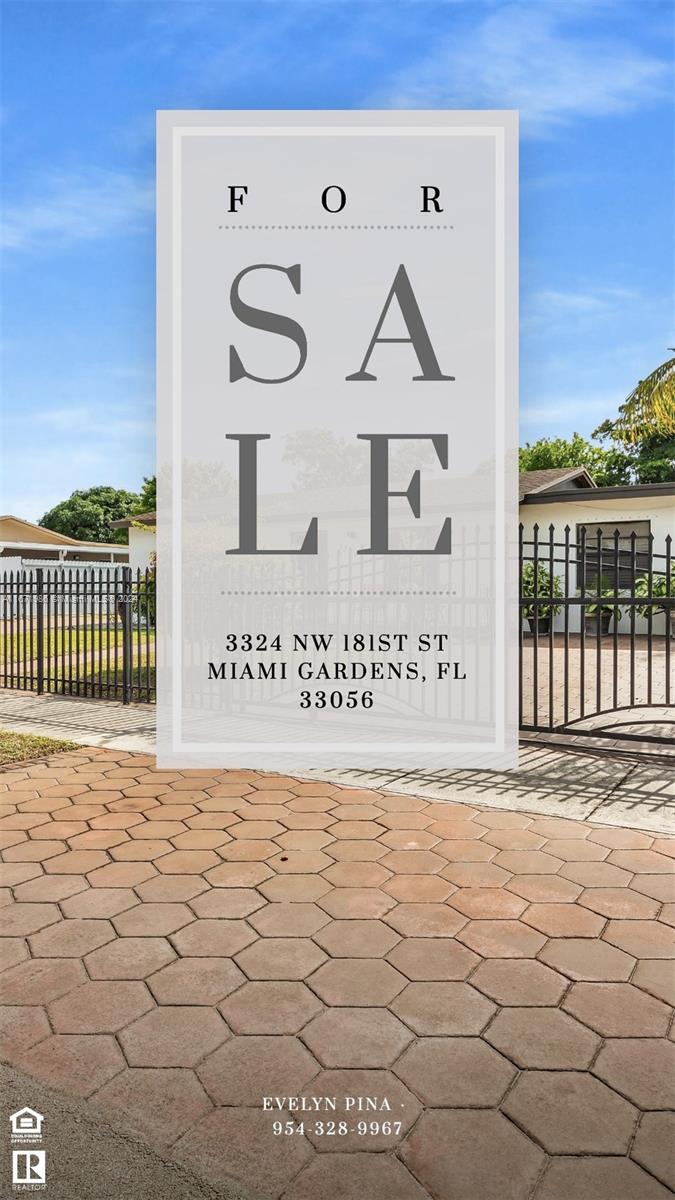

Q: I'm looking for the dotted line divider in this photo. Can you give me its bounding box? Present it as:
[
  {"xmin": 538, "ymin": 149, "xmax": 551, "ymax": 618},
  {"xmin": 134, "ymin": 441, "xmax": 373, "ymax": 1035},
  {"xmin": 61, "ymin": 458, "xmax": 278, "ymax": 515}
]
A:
[
  {"xmin": 218, "ymin": 224, "xmax": 454, "ymax": 230},
  {"xmin": 220, "ymin": 590, "xmax": 454, "ymax": 596}
]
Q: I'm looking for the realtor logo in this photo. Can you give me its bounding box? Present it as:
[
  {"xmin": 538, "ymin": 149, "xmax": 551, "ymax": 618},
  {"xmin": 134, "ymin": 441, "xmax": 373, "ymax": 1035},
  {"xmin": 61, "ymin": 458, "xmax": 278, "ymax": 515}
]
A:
[
  {"xmin": 12, "ymin": 1150, "xmax": 46, "ymax": 1186},
  {"xmin": 9, "ymin": 1109, "xmax": 43, "ymax": 1143}
]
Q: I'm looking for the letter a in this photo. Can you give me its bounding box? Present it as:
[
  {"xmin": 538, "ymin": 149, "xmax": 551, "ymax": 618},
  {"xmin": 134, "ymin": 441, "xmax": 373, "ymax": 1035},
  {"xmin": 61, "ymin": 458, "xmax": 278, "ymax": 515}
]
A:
[{"xmin": 346, "ymin": 265, "xmax": 454, "ymax": 382}]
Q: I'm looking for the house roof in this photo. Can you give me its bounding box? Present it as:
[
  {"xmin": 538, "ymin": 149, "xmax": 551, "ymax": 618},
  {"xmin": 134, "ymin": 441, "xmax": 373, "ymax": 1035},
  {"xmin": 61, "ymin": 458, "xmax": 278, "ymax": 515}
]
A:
[
  {"xmin": 0, "ymin": 515, "xmax": 128, "ymax": 553},
  {"xmin": 111, "ymin": 511, "xmax": 156, "ymax": 529},
  {"xmin": 518, "ymin": 467, "xmax": 596, "ymax": 502},
  {"xmin": 521, "ymin": 480, "xmax": 675, "ymax": 504}
]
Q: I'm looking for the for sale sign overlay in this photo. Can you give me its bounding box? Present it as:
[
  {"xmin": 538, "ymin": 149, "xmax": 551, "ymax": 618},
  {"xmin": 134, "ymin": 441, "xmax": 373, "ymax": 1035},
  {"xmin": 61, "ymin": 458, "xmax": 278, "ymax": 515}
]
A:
[{"xmin": 157, "ymin": 110, "xmax": 518, "ymax": 768}]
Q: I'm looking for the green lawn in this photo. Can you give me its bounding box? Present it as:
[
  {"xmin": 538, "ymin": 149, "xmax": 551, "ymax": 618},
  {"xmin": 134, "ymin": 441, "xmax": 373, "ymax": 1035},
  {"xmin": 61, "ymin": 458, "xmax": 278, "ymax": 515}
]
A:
[
  {"xmin": 0, "ymin": 729, "xmax": 79, "ymax": 766},
  {"xmin": 0, "ymin": 627, "xmax": 155, "ymax": 661},
  {"xmin": 77, "ymin": 664, "xmax": 156, "ymax": 698}
]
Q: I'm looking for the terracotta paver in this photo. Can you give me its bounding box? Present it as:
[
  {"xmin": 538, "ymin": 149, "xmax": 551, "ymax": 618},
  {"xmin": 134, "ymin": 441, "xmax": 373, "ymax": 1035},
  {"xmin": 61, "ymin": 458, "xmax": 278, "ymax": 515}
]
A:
[
  {"xmin": 235, "ymin": 936, "xmax": 325, "ymax": 980},
  {"xmin": 503, "ymin": 1071, "xmax": 638, "ymax": 1153},
  {"xmin": 485, "ymin": 1006, "xmax": 600, "ymax": 1068},
  {"xmin": 15, "ymin": 1032, "xmax": 125, "ymax": 1098},
  {"xmin": 175, "ymin": 916, "xmax": 254, "ymax": 960},
  {"xmin": 387, "ymin": 936, "xmax": 478, "ymax": 980},
  {"xmin": 563, "ymin": 981, "xmax": 673, "ymax": 1036},
  {"xmin": 13, "ymin": 874, "xmax": 87, "ymax": 901},
  {"xmin": 384, "ymin": 902, "xmax": 466, "ymax": 937},
  {"xmin": 258, "ymin": 873, "xmax": 331, "ymax": 901},
  {"xmin": 301, "ymin": 1006, "xmax": 412, "ymax": 1067},
  {"xmin": 448, "ymin": 887, "xmax": 527, "ymax": 918},
  {"xmin": 85, "ymin": 935, "xmax": 175, "ymax": 978},
  {"xmin": 394, "ymin": 1036, "xmax": 515, "ymax": 1106},
  {"xmin": 0, "ymin": 1004, "xmax": 50, "ymax": 1057},
  {"xmin": 521, "ymin": 901, "xmax": 606, "ymax": 937},
  {"xmin": 1, "ymin": 747, "xmax": 673, "ymax": 1199},
  {"xmin": 593, "ymin": 1038, "xmax": 675, "ymax": 1109},
  {"xmin": 0, "ymin": 902, "xmax": 60, "ymax": 936},
  {"xmin": 119, "ymin": 1005, "xmax": 229, "ymax": 1067},
  {"xmin": 391, "ymin": 981, "xmax": 495, "ymax": 1034},
  {"xmin": 318, "ymin": 886, "xmax": 395, "ymax": 918},
  {"xmin": 632, "ymin": 1112, "xmax": 675, "ymax": 1192},
  {"xmin": 48, "ymin": 980, "xmax": 153, "ymax": 1032},
  {"xmin": 314, "ymin": 918, "xmax": 400, "ymax": 958},
  {"xmin": 308, "ymin": 958, "xmax": 407, "ymax": 1006},
  {"xmin": 632, "ymin": 959, "xmax": 675, "ymax": 1005},
  {"xmin": 148, "ymin": 956, "xmax": 244, "ymax": 1005},
  {"xmin": 539, "ymin": 936, "xmax": 635, "ymax": 980},
  {"xmin": 29, "ymin": 917, "xmax": 115, "ymax": 957},
  {"xmin": 401, "ymin": 1110, "xmax": 545, "ymax": 1200},
  {"xmin": 61, "ymin": 887, "xmax": 138, "ymax": 918},
  {"xmin": 283, "ymin": 1153, "xmax": 428, "ymax": 1200},
  {"xmin": 456, "ymin": 918, "xmax": 546, "ymax": 958},
  {"xmin": 92, "ymin": 1067, "xmax": 214, "ymax": 1148},
  {"xmin": 197, "ymin": 1034, "xmax": 319, "ymax": 1105},
  {"xmin": 248, "ymin": 901, "xmax": 330, "ymax": 937},
  {"xmin": 382, "ymin": 873, "xmax": 454, "ymax": 902},
  {"xmin": 471, "ymin": 958, "xmax": 567, "ymax": 1006},
  {"xmin": 188, "ymin": 886, "xmax": 265, "ymax": 917},
  {"xmin": 604, "ymin": 917, "xmax": 675, "ymax": 958},
  {"xmin": 172, "ymin": 1107, "xmax": 313, "ymax": 1195},
  {"xmin": 536, "ymin": 1156, "xmax": 672, "ymax": 1200},
  {"xmin": 219, "ymin": 980, "xmax": 321, "ymax": 1034},
  {"xmin": 0, "ymin": 957, "xmax": 86, "ymax": 1003}
]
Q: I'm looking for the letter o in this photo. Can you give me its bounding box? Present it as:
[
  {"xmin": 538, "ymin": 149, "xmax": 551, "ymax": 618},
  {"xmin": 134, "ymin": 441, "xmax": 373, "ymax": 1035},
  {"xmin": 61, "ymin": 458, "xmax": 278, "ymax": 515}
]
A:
[{"xmin": 322, "ymin": 185, "xmax": 346, "ymax": 213}]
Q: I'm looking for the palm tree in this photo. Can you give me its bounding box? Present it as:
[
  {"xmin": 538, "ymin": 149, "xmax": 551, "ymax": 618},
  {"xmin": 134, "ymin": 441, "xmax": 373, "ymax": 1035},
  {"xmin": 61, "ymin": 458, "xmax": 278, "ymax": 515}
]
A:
[{"xmin": 611, "ymin": 353, "xmax": 675, "ymax": 443}]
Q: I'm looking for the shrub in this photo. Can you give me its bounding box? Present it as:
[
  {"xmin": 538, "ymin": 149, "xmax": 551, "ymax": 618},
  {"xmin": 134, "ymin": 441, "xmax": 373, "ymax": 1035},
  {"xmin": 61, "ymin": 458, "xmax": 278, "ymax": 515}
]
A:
[{"xmin": 521, "ymin": 562, "xmax": 563, "ymax": 621}]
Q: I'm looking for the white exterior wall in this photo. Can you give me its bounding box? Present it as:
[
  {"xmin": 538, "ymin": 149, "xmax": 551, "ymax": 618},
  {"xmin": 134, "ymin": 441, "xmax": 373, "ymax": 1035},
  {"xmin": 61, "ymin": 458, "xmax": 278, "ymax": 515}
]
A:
[
  {"xmin": 520, "ymin": 493, "xmax": 674, "ymax": 634},
  {"xmin": 127, "ymin": 527, "xmax": 156, "ymax": 572}
]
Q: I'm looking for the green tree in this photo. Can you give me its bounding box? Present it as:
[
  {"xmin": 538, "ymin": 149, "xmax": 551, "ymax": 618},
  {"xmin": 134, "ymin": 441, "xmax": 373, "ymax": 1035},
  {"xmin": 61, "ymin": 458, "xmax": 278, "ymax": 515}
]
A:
[
  {"xmin": 135, "ymin": 475, "xmax": 156, "ymax": 512},
  {"xmin": 518, "ymin": 433, "xmax": 631, "ymax": 486},
  {"xmin": 283, "ymin": 430, "xmax": 438, "ymax": 490},
  {"xmin": 40, "ymin": 486, "xmax": 140, "ymax": 545},
  {"xmin": 591, "ymin": 423, "xmax": 675, "ymax": 484},
  {"xmin": 283, "ymin": 431, "xmax": 369, "ymax": 489}
]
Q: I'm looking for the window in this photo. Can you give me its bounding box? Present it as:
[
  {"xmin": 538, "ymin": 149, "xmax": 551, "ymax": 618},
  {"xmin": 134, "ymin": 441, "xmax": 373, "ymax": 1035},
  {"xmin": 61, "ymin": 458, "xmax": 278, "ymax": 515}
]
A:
[{"xmin": 577, "ymin": 520, "xmax": 651, "ymax": 591}]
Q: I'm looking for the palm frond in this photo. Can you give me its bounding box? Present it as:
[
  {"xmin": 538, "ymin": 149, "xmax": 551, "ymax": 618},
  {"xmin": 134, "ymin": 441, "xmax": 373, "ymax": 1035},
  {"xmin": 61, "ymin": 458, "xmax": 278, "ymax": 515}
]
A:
[{"xmin": 613, "ymin": 355, "xmax": 675, "ymax": 443}]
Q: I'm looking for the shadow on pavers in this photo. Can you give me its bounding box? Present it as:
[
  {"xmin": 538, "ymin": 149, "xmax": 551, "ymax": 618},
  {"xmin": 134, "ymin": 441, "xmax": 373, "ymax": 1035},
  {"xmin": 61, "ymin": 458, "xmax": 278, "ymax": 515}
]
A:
[{"xmin": 0, "ymin": 1065, "xmax": 249, "ymax": 1200}]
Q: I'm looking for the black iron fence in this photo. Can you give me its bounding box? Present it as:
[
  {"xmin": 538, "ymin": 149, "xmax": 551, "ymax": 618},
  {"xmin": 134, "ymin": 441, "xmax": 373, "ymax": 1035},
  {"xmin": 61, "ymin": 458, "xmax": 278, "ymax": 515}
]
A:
[
  {"xmin": 520, "ymin": 525, "xmax": 673, "ymax": 734},
  {"xmin": 0, "ymin": 566, "xmax": 155, "ymax": 703},
  {"xmin": 0, "ymin": 528, "xmax": 673, "ymax": 736}
]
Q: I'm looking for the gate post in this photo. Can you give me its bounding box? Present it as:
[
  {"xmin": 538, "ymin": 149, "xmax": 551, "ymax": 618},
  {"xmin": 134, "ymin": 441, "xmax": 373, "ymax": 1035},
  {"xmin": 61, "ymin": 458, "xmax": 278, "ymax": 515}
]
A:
[
  {"xmin": 121, "ymin": 566, "xmax": 132, "ymax": 705},
  {"xmin": 36, "ymin": 569, "xmax": 44, "ymax": 696}
]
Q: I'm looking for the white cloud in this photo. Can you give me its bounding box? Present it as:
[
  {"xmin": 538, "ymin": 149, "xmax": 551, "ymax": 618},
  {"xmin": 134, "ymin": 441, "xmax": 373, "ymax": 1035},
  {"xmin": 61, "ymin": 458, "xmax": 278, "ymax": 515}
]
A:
[
  {"xmin": 37, "ymin": 406, "xmax": 154, "ymax": 439},
  {"xmin": 524, "ymin": 284, "xmax": 640, "ymax": 327},
  {"xmin": 369, "ymin": 2, "xmax": 668, "ymax": 135},
  {"xmin": 520, "ymin": 391, "xmax": 619, "ymax": 426},
  {"xmin": 1, "ymin": 168, "xmax": 153, "ymax": 252}
]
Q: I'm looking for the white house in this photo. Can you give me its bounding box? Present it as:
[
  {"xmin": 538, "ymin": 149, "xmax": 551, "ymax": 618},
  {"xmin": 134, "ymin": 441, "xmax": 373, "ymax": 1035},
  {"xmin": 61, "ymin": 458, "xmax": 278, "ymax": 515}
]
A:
[
  {"xmin": 111, "ymin": 510, "xmax": 155, "ymax": 572},
  {"xmin": 0, "ymin": 515, "xmax": 129, "ymax": 572},
  {"xmin": 519, "ymin": 468, "xmax": 674, "ymax": 633}
]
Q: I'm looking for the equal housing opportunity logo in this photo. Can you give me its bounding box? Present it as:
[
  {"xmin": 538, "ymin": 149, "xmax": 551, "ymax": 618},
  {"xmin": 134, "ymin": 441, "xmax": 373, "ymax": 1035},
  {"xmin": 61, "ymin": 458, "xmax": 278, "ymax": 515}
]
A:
[{"xmin": 9, "ymin": 1108, "xmax": 46, "ymax": 1191}]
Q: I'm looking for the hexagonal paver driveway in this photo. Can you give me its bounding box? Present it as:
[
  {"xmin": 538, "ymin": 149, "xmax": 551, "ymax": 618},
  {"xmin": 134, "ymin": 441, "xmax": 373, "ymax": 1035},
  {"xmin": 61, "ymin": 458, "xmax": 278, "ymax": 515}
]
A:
[{"xmin": 1, "ymin": 746, "xmax": 674, "ymax": 1200}]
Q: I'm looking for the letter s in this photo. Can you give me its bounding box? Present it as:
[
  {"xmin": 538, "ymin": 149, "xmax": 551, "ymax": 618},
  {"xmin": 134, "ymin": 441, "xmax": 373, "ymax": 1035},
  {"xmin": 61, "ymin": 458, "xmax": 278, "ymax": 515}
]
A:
[{"xmin": 229, "ymin": 263, "xmax": 307, "ymax": 384}]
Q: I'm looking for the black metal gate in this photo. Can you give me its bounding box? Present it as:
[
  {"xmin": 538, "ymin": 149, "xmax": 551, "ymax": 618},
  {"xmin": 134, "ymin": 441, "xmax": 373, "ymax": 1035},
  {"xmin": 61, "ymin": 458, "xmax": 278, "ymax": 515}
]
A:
[
  {"xmin": 519, "ymin": 523, "xmax": 673, "ymax": 738},
  {"xmin": 0, "ymin": 566, "xmax": 155, "ymax": 703}
]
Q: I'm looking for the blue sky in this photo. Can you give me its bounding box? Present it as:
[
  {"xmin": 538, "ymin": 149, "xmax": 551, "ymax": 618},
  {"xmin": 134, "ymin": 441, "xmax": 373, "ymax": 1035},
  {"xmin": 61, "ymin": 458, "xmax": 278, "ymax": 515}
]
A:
[{"xmin": 1, "ymin": 0, "xmax": 673, "ymax": 520}]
